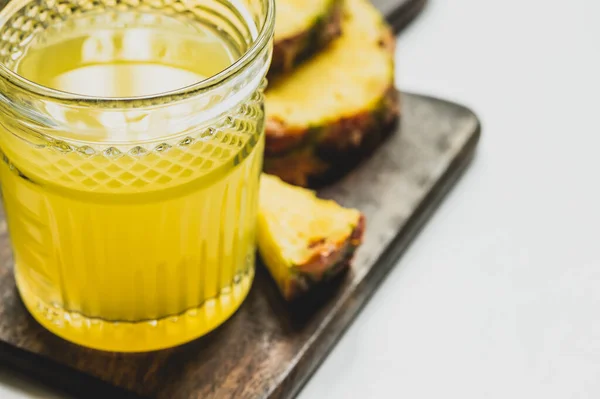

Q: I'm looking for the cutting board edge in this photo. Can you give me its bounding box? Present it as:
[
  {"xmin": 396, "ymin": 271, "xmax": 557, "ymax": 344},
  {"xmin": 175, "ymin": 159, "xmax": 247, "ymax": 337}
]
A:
[
  {"xmin": 0, "ymin": 90, "xmax": 481, "ymax": 399},
  {"xmin": 270, "ymin": 94, "xmax": 481, "ymax": 399},
  {"xmin": 0, "ymin": 340, "xmax": 144, "ymax": 399},
  {"xmin": 386, "ymin": 0, "xmax": 428, "ymax": 32}
]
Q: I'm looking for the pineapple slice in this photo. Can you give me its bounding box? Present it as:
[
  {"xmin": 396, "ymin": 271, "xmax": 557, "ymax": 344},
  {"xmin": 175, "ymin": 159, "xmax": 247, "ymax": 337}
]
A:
[
  {"xmin": 271, "ymin": 0, "xmax": 343, "ymax": 76},
  {"xmin": 258, "ymin": 174, "xmax": 365, "ymax": 300},
  {"xmin": 265, "ymin": 0, "xmax": 399, "ymax": 187}
]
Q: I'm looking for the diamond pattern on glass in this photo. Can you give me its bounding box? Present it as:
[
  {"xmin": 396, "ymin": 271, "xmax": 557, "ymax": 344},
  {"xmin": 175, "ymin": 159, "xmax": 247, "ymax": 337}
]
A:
[{"xmin": 15, "ymin": 93, "xmax": 263, "ymax": 193}]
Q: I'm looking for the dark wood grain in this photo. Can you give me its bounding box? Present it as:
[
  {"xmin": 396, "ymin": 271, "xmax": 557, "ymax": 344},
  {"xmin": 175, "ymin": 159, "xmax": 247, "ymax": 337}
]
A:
[{"xmin": 0, "ymin": 92, "xmax": 480, "ymax": 399}]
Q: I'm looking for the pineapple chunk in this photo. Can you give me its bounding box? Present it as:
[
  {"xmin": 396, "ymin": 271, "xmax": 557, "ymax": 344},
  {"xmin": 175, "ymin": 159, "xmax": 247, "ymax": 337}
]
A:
[
  {"xmin": 265, "ymin": 0, "xmax": 399, "ymax": 187},
  {"xmin": 258, "ymin": 174, "xmax": 365, "ymax": 300}
]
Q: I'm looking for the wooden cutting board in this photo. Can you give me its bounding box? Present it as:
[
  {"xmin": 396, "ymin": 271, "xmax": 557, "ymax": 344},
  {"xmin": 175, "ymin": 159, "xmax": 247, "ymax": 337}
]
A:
[
  {"xmin": 0, "ymin": 1, "xmax": 482, "ymax": 399},
  {"xmin": 0, "ymin": 90, "xmax": 479, "ymax": 398}
]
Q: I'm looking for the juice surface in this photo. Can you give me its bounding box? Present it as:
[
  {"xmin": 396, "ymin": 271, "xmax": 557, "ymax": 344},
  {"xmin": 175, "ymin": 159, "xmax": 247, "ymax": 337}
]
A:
[{"xmin": 0, "ymin": 8, "xmax": 264, "ymax": 351}]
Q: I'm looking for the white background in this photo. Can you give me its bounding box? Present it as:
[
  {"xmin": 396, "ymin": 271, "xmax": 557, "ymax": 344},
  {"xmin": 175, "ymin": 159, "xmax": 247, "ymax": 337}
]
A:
[{"xmin": 1, "ymin": 0, "xmax": 600, "ymax": 397}]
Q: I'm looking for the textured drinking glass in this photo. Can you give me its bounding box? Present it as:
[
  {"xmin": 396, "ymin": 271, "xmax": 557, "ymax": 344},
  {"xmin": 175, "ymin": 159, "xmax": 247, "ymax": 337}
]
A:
[{"xmin": 0, "ymin": 0, "xmax": 274, "ymax": 352}]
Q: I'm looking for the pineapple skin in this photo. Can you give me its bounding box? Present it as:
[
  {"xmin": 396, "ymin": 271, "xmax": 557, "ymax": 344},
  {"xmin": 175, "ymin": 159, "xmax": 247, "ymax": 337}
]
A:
[
  {"xmin": 264, "ymin": 84, "xmax": 400, "ymax": 187},
  {"xmin": 282, "ymin": 214, "xmax": 365, "ymax": 300},
  {"xmin": 270, "ymin": 0, "xmax": 343, "ymax": 77}
]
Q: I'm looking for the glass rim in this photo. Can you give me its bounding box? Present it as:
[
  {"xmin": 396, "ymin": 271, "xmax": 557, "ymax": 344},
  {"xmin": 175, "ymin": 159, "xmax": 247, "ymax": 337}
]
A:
[{"xmin": 0, "ymin": 0, "xmax": 275, "ymax": 106}]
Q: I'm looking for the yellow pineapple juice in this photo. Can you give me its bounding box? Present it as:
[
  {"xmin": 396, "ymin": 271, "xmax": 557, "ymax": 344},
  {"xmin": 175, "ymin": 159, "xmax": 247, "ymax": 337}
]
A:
[{"xmin": 0, "ymin": 0, "xmax": 274, "ymax": 351}]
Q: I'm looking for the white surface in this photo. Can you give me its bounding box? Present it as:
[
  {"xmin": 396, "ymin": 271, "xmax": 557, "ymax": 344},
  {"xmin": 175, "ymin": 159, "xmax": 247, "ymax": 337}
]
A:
[
  {"xmin": 300, "ymin": 0, "xmax": 600, "ymax": 398},
  {"xmin": 1, "ymin": 0, "xmax": 600, "ymax": 397}
]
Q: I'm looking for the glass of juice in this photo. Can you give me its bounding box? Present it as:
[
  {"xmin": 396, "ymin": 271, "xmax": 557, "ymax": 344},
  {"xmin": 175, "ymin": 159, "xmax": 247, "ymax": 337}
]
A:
[{"xmin": 0, "ymin": 0, "xmax": 274, "ymax": 352}]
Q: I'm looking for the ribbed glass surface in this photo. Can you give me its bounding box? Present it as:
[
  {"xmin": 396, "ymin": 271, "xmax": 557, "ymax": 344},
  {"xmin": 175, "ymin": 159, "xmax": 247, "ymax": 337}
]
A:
[{"xmin": 2, "ymin": 93, "xmax": 264, "ymax": 351}]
